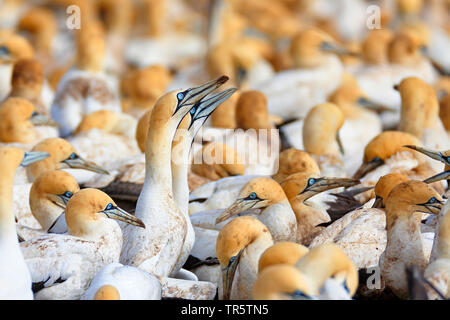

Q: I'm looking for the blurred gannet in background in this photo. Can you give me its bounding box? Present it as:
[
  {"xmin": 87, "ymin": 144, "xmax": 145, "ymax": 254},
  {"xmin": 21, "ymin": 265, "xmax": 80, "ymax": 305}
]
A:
[
  {"xmin": 253, "ymin": 243, "xmax": 358, "ymax": 300},
  {"xmin": 50, "ymin": 21, "xmax": 121, "ymax": 137},
  {"xmin": 302, "ymin": 103, "xmax": 347, "ymax": 177},
  {"xmin": 6, "ymin": 58, "xmax": 52, "ymax": 113},
  {"xmin": 0, "ymin": 33, "xmax": 34, "ymax": 100},
  {"xmin": 20, "ymin": 188, "xmax": 145, "ymax": 300},
  {"xmin": 0, "ymin": 146, "xmax": 49, "ymax": 300},
  {"xmin": 256, "ymin": 29, "xmax": 348, "ymax": 121},
  {"xmin": 0, "ymin": 97, "xmax": 57, "ymax": 147},
  {"xmin": 81, "ymin": 262, "xmax": 162, "ymax": 300},
  {"xmin": 258, "ymin": 242, "xmax": 309, "ymax": 273}
]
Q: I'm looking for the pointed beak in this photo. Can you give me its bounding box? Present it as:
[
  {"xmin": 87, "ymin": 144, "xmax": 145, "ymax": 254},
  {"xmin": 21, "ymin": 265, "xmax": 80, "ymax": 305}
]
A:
[
  {"xmin": 424, "ymin": 170, "xmax": 450, "ymax": 184},
  {"xmin": 353, "ymin": 158, "xmax": 384, "ymax": 179},
  {"xmin": 63, "ymin": 156, "xmax": 109, "ymax": 175},
  {"xmin": 336, "ymin": 131, "xmax": 345, "ymax": 155},
  {"xmin": 30, "ymin": 114, "xmax": 59, "ymax": 127},
  {"xmin": 357, "ymin": 97, "xmax": 396, "ymax": 113},
  {"xmin": 300, "ymin": 177, "xmax": 360, "ymax": 199},
  {"xmin": 21, "ymin": 151, "xmax": 50, "ymax": 167},
  {"xmin": 372, "ymin": 195, "xmax": 384, "ymax": 208},
  {"xmin": 321, "ymin": 42, "xmax": 356, "ymax": 56},
  {"xmin": 174, "ymin": 76, "xmax": 229, "ymax": 115},
  {"xmin": 221, "ymin": 251, "xmax": 242, "ymax": 300},
  {"xmin": 100, "ymin": 205, "xmax": 145, "ymax": 228},
  {"xmin": 404, "ymin": 145, "xmax": 448, "ymax": 165},
  {"xmin": 188, "ymin": 88, "xmax": 238, "ymax": 130},
  {"xmin": 215, "ymin": 198, "xmax": 264, "ymax": 224}
]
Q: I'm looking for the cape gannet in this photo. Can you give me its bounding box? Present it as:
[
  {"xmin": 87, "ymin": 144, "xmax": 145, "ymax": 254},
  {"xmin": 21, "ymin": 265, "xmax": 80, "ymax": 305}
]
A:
[
  {"xmin": 0, "ymin": 146, "xmax": 49, "ymax": 300},
  {"xmin": 20, "ymin": 188, "xmax": 145, "ymax": 300}
]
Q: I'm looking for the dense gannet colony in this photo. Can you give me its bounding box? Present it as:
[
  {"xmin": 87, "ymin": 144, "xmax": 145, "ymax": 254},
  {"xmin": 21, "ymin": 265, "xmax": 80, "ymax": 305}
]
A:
[{"xmin": 0, "ymin": 0, "xmax": 449, "ymax": 300}]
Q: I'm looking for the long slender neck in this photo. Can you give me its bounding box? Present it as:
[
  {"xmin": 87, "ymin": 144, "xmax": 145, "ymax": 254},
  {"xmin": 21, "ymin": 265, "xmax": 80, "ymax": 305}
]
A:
[
  {"xmin": 431, "ymin": 211, "xmax": 450, "ymax": 261},
  {"xmin": 171, "ymin": 129, "xmax": 193, "ymax": 215},
  {"xmin": 0, "ymin": 167, "xmax": 18, "ymax": 240},
  {"xmin": 385, "ymin": 210, "xmax": 426, "ymax": 265},
  {"xmin": 144, "ymin": 118, "xmax": 178, "ymax": 189}
]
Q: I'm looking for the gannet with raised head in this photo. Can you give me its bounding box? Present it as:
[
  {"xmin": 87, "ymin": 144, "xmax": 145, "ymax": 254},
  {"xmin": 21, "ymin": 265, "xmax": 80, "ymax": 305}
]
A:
[
  {"xmin": 20, "ymin": 188, "xmax": 145, "ymax": 300},
  {"xmin": 0, "ymin": 146, "xmax": 49, "ymax": 299},
  {"xmin": 217, "ymin": 216, "xmax": 274, "ymax": 300},
  {"xmin": 120, "ymin": 76, "xmax": 231, "ymax": 278},
  {"xmin": 380, "ymin": 180, "xmax": 443, "ymax": 299}
]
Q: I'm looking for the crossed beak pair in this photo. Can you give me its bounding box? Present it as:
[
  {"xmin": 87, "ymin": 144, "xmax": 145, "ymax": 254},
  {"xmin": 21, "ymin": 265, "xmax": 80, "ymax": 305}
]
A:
[
  {"xmin": 100, "ymin": 205, "xmax": 145, "ymax": 229},
  {"xmin": 62, "ymin": 155, "xmax": 109, "ymax": 175},
  {"xmin": 20, "ymin": 151, "xmax": 50, "ymax": 167},
  {"xmin": 404, "ymin": 145, "xmax": 450, "ymax": 184}
]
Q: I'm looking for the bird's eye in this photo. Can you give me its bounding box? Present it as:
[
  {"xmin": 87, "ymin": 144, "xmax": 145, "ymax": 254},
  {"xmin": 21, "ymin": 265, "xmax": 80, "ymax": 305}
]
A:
[
  {"xmin": 249, "ymin": 192, "xmax": 257, "ymax": 200},
  {"xmin": 177, "ymin": 92, "xmax": 185, "ymax": 101},
  {"xmin": 68, "ymin": 153, "xmax": 77, "ymax": 160},
  {"xmin": 105, "ymin": 203, "xmax": 113, "ymax": 210},
  {"xmin": 190, "ymin": 107, "xmax": 196, "ymax": 115},
  {"xmin": 31, "ymin": 111, "xmax": 38, "ymax": 117},
  {"xmin": 308, "ymin": 178, "xmax": 316, "ymax": 186},
  {"xmin": 428, "ymin": 197, "xmax": 437, "ymax": 204},
  {"xmin": 64, "ymin": 191, "xmax": 73, "ymax": 198},
  {"xmin": 290, "ymin": 290, "xmax": 310, "ymax": 299}
]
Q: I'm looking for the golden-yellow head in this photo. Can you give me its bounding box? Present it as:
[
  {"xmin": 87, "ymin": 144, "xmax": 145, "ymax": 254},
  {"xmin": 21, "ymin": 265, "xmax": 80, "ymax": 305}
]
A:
[
  {"xmin": 65, "ymin": 188, "xmax": 145, "ymax": 237},
  {"xmin": 353, "ymin": 131, "xmax": 422, "ymax": 179},
  {"xmin": 258, "ymin": 242, "xmax": 309, "ymax": 273},
  {"xmin": 27, "ymin": 137, "xmax": 109, "ymax": 181},
  {"xmin": 303, "ymin": 103, "xmax": 345, "ymax": 156},
  {"xmin": 385, "ymin": 180, "xmax": 443, "ymax": 229},
  {"xmin": 235, "ymin": 90, "xmax": 271, "ymax": 130},
  {"xmin": 0, "ymin": 97, "xmax": 54, "ymax": 143},
  {"xmin": 272, "ymin": 148, "xmax": 320, "ymax": 183}
]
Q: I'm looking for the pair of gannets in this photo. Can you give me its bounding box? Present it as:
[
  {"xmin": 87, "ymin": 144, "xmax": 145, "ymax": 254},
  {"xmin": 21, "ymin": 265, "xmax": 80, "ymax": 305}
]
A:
[
  {"xmin": 253, "ymin": 243, "xmax": 358, "ymax": 300},
  {"xmin": 20, "ymin": 187, "xmax": 145, "ymax": 300},
  {"xmin": 120, "ymin": 76, "xmax": 237, "ymax": 280},
  {"xmin": 311, "ymin": 174, "xmax": 439, "ymax": 273},
  {"xmin": 15, "ymin": 170, "xmax": 79, "ymax": 241},
  {"xmin": 0, "ymin": 146, "xmax": 50, "ymax": 299}
]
